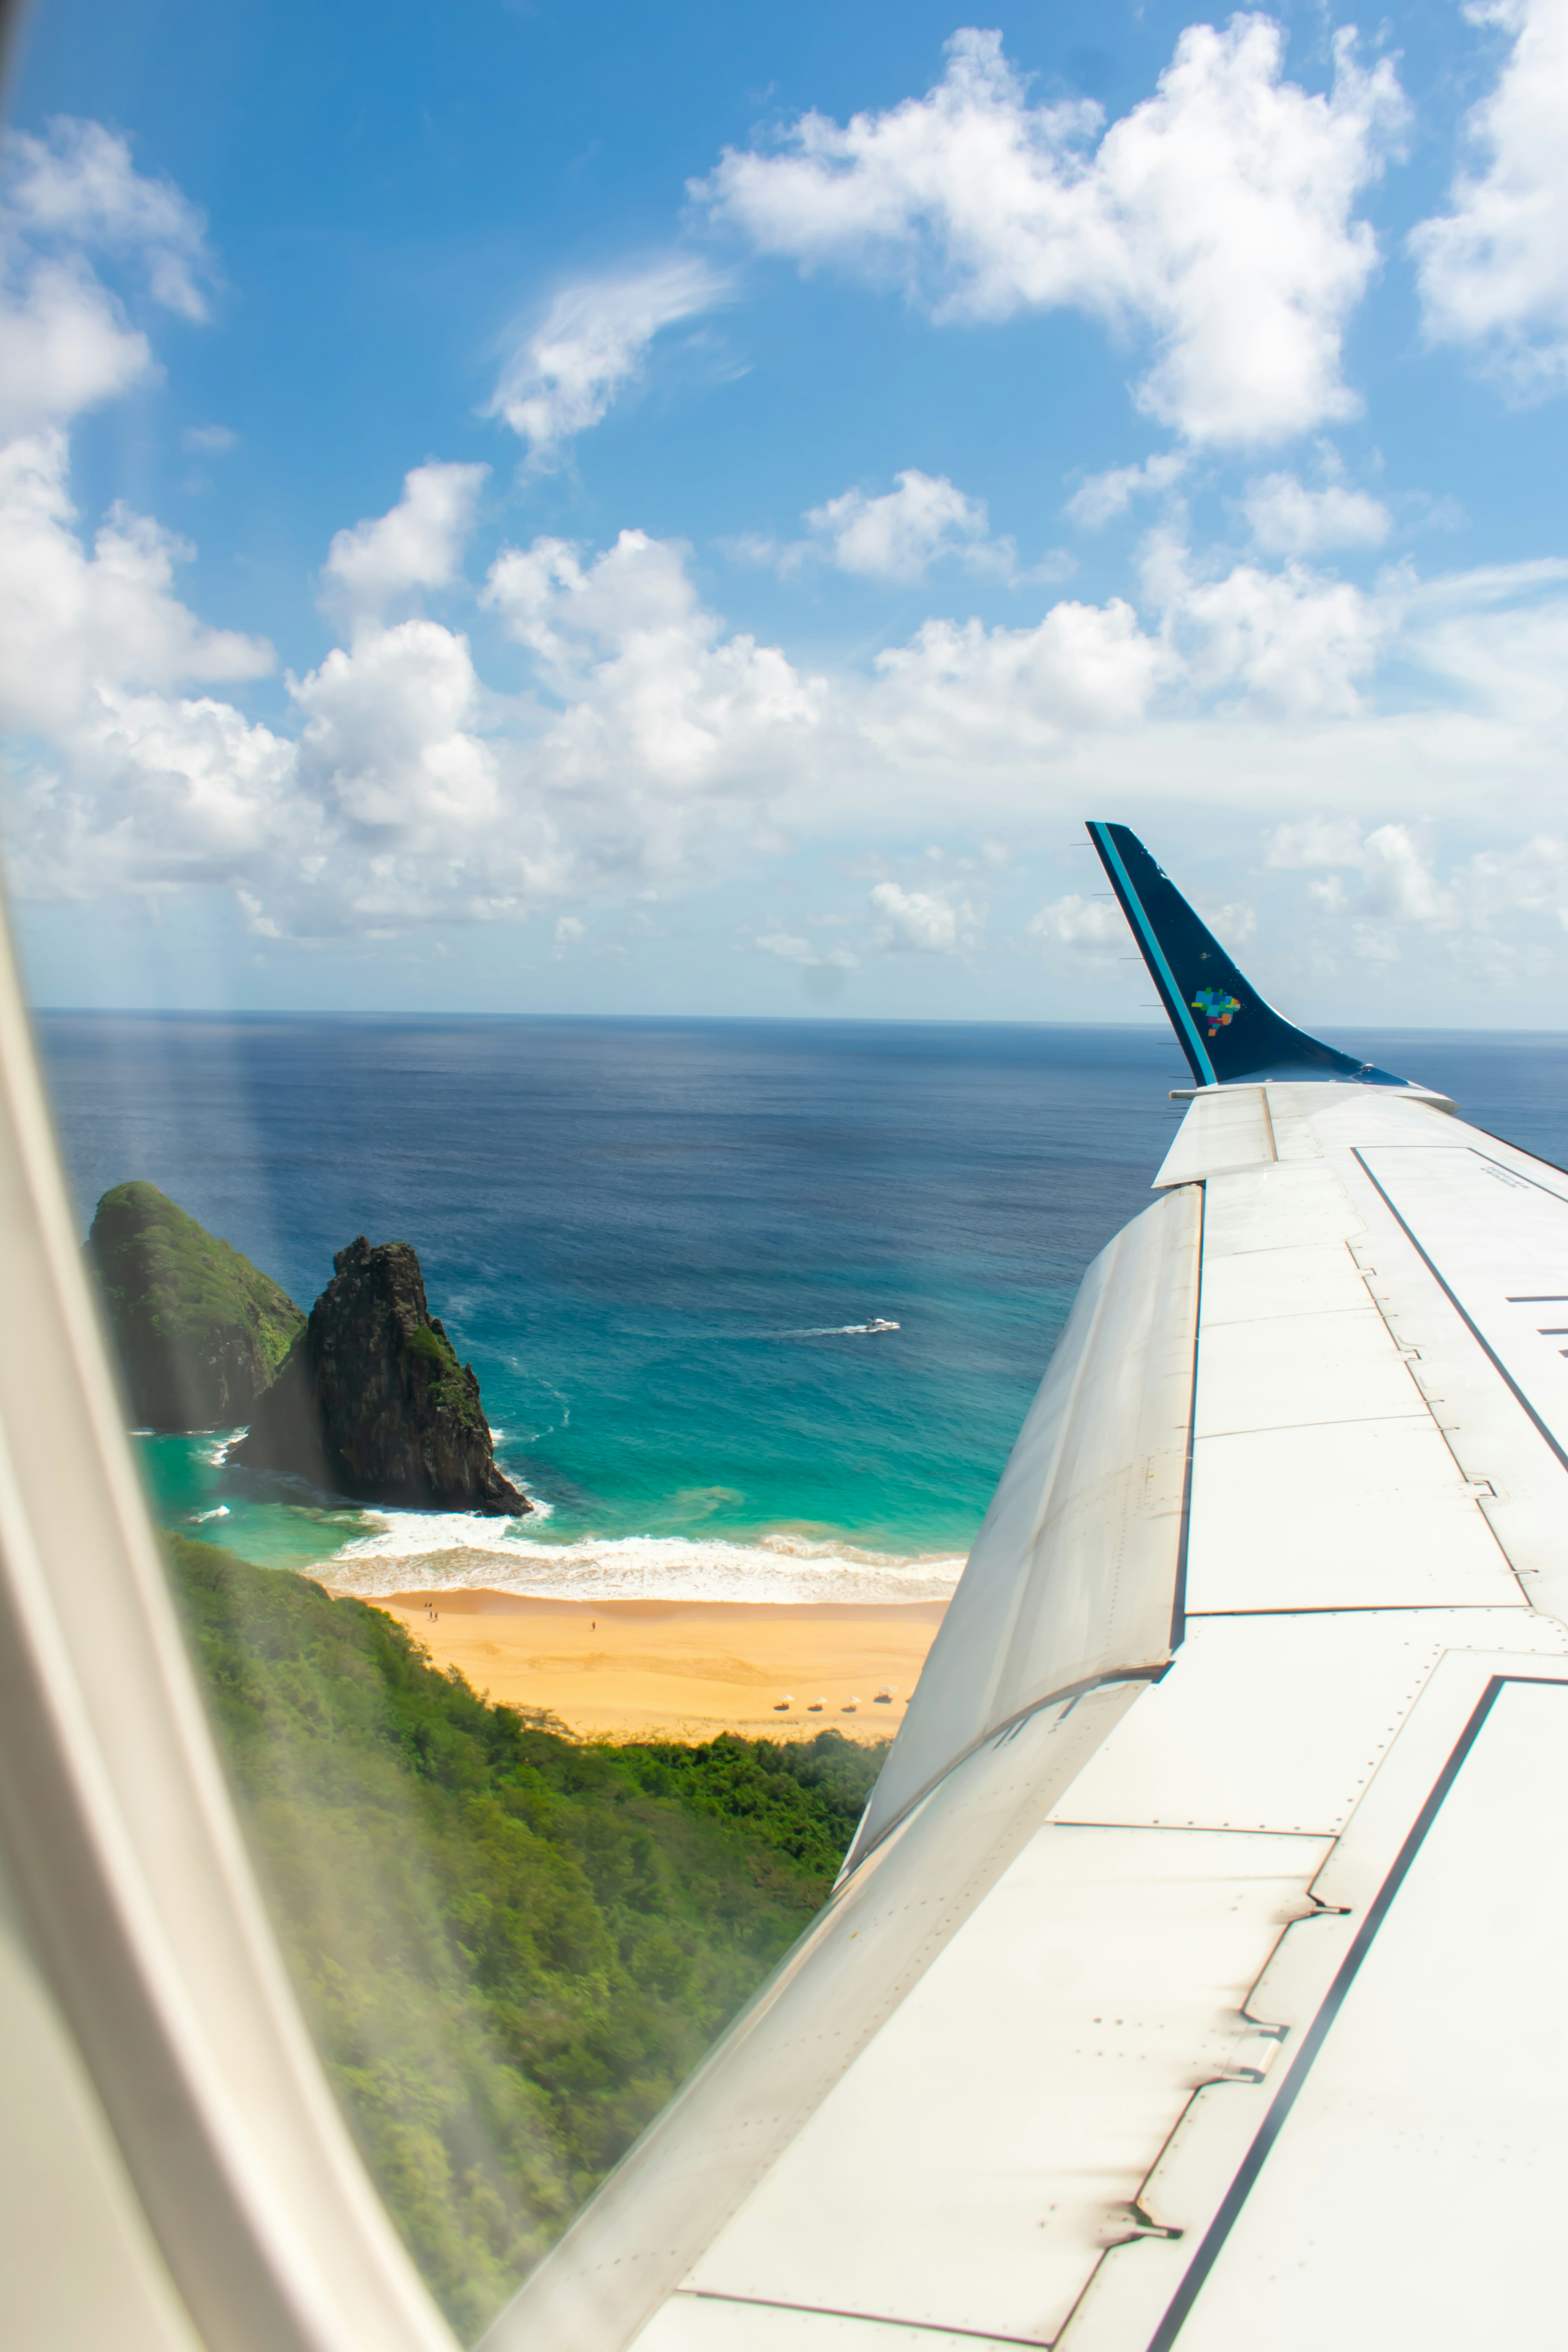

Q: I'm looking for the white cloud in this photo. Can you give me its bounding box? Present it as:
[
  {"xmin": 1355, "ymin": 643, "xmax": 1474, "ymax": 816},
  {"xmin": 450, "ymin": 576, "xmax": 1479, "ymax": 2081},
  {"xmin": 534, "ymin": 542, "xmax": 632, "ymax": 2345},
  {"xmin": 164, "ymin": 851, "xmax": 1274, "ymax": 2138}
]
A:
[
  {"xmin": 5, "ymin": 117, "xmax": 215, "ymax": 321},
  {"xmin": 321, "ymin": 461, "xmax": 488, "ymax": 624},
  {"xmin": 293, "ymin": 619, "xmax": 502, "ymax": 842},
  {"xmin": 1066, "ymin": 451, "xmax": 1187, "ymax": 529},
  {"xmin": 0, "ymin": 258, "xmax": 153, "ymax": 435},
  {"xmin": 805, "ymin": 468, "xmax": 997, "ymax": 582},
  {"xmin": 0, "ymin": 430, "xmax": 272, "ymax": 739},
  {"xmin": 865, "ymin": 595, "xmax": 1163, "ymax": 759},
  {"xmin": 697, "ymin": 19, "xmax": 1405, "ymax": 446},
  {"xmin": 14, "ymin": 155, "xmax": 1568, "ymax": 986},
  {"xmin": 1411, "ymin": 0, "xmax": 1568, "ymax": 394},
  {"xmin": 481, "ymin": 528, "xmax": 822, "ymax": 809},
  {"xmin": 869, "ymin": 879, "xmax": 980, "ymax": 953},
  {"xmin": 1278, "ymin": 821, "xmax": 1568, "ymax": 973},
  {"xmin": 487, "ymin": 256, "xmax": 727, "ymax": 466},
  {"xmin": 1146, "ymin": 532, "xmax": 1385, "ymax": 715},
  {"xmin": 182, "ymin": 423, "xmax": 236, "ymax": 454},
  {"xmin": 1359, "ymin": 822, "xmax": 1454, "ymax": 924},
  {"xmin": 1261, "ymin": 815, "xmax": 1455, "ymax": 960},
  {"xmin": 1460, "ymin": 831, "xmax": 1568, "ymax": 929},
  {"xmin": 0, "ymin": 118, "xmax": 220, "ymax": 437},
  {"xmin": 756, "ymin": 927, "xmax": 857, "ymax": 968},
  {"xmin": 1027, "ymin": 892, "xmax": 1125, "ymax": 951},
  {"xmin": 1265, "ymin": 813, "xmax": 1367, "ymax": 867},
  {"xmin": 1243, "ymin": 470, "xmax": 1391, "ymax": 553},
  {"xmin": 554, "ymin": 914, "xmax": 584, "ymax": 946}
]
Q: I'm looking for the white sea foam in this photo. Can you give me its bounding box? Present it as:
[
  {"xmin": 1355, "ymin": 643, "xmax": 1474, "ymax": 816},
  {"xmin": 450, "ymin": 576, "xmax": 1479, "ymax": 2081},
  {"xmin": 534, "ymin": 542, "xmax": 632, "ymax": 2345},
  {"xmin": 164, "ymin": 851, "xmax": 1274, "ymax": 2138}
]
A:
[
  {"xmin": 192, "ymin": 1505, "xmax": 231, "ymax": 1522},
  {"xmin": 319, "ymin": 1522, "xmax": 965, "ymax": 1607}
]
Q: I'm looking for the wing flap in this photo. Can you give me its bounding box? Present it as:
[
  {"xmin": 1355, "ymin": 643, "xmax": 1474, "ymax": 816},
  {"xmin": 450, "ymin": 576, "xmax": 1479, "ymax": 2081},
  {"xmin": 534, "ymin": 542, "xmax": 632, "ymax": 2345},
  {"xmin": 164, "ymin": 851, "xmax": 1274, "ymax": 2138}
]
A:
[{"xmin": 1152, "ymin": 1086, "xmax": 1275, "ymax": 1187}]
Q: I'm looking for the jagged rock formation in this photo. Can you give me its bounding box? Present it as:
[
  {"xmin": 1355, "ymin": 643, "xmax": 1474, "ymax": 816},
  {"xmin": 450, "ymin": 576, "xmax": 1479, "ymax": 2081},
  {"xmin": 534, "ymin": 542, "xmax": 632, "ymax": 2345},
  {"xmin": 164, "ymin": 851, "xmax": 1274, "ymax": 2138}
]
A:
[
  {"xmin": 229, "ymin": 1236, "xmax": 528, "ymax": 1515},
  {"xmin": 87, "ymin": 1181, "xmax": 305, "ymax": 1430}
]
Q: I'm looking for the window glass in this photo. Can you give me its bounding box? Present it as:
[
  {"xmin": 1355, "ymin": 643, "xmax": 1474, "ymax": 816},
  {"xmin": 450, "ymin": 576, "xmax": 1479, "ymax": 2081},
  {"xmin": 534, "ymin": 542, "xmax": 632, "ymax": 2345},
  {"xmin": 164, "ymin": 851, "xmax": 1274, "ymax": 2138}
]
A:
[{"xmin": 7, "ymin": 0, "xmax": 1568, "ymax": 2336}]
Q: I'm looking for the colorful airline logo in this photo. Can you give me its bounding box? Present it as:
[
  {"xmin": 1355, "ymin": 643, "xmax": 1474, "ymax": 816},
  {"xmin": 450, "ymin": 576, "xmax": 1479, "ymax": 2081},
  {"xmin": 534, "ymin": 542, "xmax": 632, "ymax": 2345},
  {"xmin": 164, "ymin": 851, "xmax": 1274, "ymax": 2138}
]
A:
[{"xmin": 1192, "ymin": 988, "xmax": 1241, "ymax": 1038}]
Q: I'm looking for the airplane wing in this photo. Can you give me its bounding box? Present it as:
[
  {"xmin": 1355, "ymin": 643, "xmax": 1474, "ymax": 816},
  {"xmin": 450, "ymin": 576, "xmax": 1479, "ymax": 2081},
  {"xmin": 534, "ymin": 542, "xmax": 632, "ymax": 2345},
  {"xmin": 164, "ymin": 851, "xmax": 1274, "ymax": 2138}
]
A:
[{"xmin": 488, "ymin": 825, "xmax": 1568, "ymax": 2352}]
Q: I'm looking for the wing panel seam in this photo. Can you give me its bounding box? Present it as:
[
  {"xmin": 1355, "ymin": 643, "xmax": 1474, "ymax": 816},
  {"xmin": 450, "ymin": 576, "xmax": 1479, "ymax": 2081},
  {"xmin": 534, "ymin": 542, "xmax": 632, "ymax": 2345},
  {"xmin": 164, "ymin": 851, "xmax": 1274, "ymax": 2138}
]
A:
[
  {"xmin": 1351, "ymin": 1147, "xmax": 1568, "ymax": 1483},
  {"xmin": 1140, "ymin": 1674, "xmax": 1568, "ymax": 2351},
  {"xmin": 677, "ymin": 2288, "xmax": 1045, "ymax": 2346}
]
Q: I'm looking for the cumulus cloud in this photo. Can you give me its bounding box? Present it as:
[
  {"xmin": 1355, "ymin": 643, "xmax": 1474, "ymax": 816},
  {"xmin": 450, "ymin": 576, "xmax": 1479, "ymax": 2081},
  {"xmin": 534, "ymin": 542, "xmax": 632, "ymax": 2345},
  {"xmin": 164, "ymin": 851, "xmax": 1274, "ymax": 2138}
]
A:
[
  {"xmin": 1027, "ymin": 892, "xmax": 1126, "ymax": 951},
  {"xmin": 1261, "ymin": 814, "xmax": 1457, "ymax": 960},
  {"xmin": 1145, "ymin": 532, "xmax": 1385, "ymax": 715},
  {"xmin": 1066, "ymin": 451, "xmax": 1187, "ymax": 528},
  {"xmin": 865, "ymin": 594, "xmax": 1164, "ymax": 759},
  {"xmin": 13, "ymin": 139, "xmax": 1568, "ymax": 972},
  {"xmin": 487, "ymin": 256, "xmax": 727, "ymax": 466},
  {"xmin": 19, "ymin": 439, "xmax": 1568, "ymax": 951},
  {"xmin": 0, "ymin": 430, "xmax": 272, "ymax": 740},
  {"xmin": 1264, "ymin": 812, "xmax": 1367, "ymax": 867},
  {"xmin": 0, "ymin": 259, "xmax": 155, "ymax": 435},
  {"xmin": 0, "ymin": 118, "xmax": 220, "ymax": 437},
  {"xmin": 1242, "ymin": 469, "xmax": 1391, "ymax": 553},
  {"xmin": 1461, "ymin": 831, "xmax": 1568, "ymax": 930},
  {"xmin": 482, "ymin": 526, "xmax": 823, "ymax": 803},
  {"xmin": 0, "ymin": 425, "xmax": 821, "ymax": 931},
  {"xmin": 5, "ymin": 117, "xmax": 215, "ymax": 321},
  {"xmin": 756, "ymin": 927, "xmax": 857, "ymax": 968},
  {"xmin": 805, "ymin": 468, "xmax": 999, "ymax": 582},
  {"xmin": 869, "ymin": 879, "xmax": 980, "ymax": 952},
  {"xmin": 697, "ymin": 18, "xmax": 1405, "ymax": 446},
  {"xmin": 292, "ymin": 619, "xmax": 502, "ymax": 844},
  {"xmin": 321, "ymin": 461, "xmax": 488, "ymax": 624},
  {"xmin": 1411, "ymin": 0, "xmax": 1568, "ymax": 394}
]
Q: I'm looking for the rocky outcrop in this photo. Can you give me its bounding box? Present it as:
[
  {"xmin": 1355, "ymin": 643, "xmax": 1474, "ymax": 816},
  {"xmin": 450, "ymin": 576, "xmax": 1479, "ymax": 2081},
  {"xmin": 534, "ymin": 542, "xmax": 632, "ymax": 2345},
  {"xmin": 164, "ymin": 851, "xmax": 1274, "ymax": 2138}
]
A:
[
  {"xmin": 87, "ymin": 1181, "xmax": 305, "ymax": 1430},
  {"xmin": 228, "ymin": 1236, "xmax": 528, "ymax": 1515}
]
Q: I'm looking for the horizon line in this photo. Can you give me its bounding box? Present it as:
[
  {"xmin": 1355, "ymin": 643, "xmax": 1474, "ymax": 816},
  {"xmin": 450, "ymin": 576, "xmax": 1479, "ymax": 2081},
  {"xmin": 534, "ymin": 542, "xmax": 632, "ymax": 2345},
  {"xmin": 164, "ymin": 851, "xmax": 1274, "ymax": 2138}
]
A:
[{"xmin": 26, "ymin": 1007, "xmax": 1568, "ymax": 1039}]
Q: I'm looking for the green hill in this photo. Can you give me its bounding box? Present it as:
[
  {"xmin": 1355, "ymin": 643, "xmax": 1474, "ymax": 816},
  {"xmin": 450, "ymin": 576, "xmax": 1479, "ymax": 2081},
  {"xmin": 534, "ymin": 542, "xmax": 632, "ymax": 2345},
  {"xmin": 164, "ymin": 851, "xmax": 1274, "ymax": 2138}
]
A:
[
  {"xmin": 167, "ymin": 1535, "xmax": 885, "ymax": 2337},
  {"xmin": 87, "ymin": 1183, "xmax": 303, "ymax": 1429}
]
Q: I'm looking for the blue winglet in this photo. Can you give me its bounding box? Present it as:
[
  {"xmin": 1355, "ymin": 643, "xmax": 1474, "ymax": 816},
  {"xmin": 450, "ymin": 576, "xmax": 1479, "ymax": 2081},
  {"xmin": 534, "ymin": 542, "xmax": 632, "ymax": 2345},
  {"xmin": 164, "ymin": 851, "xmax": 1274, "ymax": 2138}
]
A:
[{"xmin": 1087, "ymin": 822, "xmax": 1414, "ymax": 1090}]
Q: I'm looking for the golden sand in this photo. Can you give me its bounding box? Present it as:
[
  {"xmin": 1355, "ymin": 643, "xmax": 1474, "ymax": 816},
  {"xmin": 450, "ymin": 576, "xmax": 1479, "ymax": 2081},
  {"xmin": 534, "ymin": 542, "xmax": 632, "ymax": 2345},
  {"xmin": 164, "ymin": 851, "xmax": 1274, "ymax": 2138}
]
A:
[{"xmin": 376, "ymin": 1589, "xmax": 947, "ymax": 1744}]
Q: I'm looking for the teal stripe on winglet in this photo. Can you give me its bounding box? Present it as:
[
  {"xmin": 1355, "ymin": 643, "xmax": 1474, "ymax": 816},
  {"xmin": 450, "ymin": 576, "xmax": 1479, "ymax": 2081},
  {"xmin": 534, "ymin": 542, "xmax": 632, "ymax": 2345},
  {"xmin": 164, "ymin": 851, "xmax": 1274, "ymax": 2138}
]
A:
[{"xmin": 1089, "ymin": 823, "xmax": 1217, "ymax": 1087}]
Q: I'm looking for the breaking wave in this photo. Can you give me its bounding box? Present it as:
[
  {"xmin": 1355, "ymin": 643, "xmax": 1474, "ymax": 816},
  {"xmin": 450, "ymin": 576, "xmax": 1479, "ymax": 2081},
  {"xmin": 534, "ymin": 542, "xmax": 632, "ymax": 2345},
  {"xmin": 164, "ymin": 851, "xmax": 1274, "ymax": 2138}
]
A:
[{"xmin": 319, "ymin": 1519, "xmax": 963, "ymax": 1607}]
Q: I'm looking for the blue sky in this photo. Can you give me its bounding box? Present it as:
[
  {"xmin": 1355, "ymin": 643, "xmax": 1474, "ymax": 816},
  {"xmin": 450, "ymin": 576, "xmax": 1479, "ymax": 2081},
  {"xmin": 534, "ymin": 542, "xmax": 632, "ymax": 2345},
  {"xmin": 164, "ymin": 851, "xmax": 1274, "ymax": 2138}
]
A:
[{"xmin": 6, "ymin": 0, "xmax": 1568, "ymax": 1022}]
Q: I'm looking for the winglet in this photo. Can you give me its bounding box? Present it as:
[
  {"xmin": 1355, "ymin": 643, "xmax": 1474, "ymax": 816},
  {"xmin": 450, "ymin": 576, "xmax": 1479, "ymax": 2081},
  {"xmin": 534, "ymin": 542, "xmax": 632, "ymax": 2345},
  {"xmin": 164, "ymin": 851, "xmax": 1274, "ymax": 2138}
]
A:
[{"xmin": 1087, "ymin": 822, "xmax": 1414, "ymax": 1090}]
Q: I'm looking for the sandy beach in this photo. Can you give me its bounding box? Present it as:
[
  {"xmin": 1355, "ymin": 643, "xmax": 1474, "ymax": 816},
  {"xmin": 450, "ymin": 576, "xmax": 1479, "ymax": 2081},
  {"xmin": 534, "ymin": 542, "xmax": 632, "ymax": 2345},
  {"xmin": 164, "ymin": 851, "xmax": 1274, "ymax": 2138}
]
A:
[{"xmin": 374, "ymin": 1588, "xmax": 948, "ymax": 1743}]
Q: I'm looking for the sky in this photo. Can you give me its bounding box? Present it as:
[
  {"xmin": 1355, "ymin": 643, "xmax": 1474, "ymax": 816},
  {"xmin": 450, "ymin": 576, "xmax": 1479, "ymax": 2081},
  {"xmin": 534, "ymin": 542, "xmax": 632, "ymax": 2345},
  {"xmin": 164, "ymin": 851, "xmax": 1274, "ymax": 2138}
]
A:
[{"xmin": 4, "ymin": 0, "xmax": 1568, "ymax": 1023}]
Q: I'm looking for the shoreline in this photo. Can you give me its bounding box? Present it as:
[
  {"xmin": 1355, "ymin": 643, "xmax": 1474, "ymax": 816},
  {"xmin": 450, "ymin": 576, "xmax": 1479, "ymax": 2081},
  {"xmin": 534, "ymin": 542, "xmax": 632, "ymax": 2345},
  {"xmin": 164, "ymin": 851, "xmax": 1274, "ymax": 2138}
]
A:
[
  {"xmin": 370, "ymin": 1587, "xmax": 949, "ymax": 1744},
  {"xmin": 314, "ymin": 1533, "xmax": 966, "ymax": 1608}
]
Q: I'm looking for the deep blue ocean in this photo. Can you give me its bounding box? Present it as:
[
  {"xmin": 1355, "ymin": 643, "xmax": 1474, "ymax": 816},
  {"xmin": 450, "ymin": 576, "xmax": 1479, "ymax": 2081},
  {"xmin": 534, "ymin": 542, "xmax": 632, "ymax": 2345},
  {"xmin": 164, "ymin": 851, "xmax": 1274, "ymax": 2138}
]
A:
[{"xmin": 36, "ymin": 1014, "xmax": 1568, "ymax": 1602}]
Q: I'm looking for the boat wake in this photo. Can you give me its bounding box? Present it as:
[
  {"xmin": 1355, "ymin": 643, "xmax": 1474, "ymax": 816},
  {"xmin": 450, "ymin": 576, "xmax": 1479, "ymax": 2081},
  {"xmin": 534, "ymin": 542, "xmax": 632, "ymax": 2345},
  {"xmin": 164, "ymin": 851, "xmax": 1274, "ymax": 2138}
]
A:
[{"xmin": 782, "ymin": 1318, "xmax": 900, "ymax": 1338}]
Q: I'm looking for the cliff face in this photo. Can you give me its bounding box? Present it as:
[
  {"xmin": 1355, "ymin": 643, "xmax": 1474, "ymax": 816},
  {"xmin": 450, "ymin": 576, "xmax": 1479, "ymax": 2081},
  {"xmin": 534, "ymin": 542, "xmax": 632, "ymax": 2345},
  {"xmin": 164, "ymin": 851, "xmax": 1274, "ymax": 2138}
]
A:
[
  {"xmin": 87, "ymin": 1181, "xmax": 304, "ymax": 1430},
  {"xmin": 229, "ymin": 1236, "xmax": 528, "ymax": 1516}
]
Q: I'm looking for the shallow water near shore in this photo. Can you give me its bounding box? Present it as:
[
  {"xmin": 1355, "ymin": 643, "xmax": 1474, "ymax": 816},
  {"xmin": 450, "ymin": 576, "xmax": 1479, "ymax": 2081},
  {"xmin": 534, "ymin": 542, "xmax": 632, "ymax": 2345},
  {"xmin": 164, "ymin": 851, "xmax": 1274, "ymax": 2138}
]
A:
[{"xmin": 40, "ymin": 1014, "xmax": 1568, "ymax": 1600}]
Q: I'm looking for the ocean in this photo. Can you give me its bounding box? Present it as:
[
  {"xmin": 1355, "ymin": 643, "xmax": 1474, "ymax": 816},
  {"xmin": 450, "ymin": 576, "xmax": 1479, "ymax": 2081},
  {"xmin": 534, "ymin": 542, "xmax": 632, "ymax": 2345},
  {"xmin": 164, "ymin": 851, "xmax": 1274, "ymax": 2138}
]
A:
[{"xmin": 36, "ymin": 1014, "xmax": 1568, "ymax": 1604}]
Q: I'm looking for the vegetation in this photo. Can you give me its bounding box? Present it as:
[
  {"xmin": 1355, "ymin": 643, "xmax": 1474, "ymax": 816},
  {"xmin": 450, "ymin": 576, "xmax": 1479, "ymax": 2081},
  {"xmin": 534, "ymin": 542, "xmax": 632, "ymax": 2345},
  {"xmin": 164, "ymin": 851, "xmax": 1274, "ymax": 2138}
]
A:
[
  {"xmin": 88, "ymin": 1182, "xmax": 303, "ymax": 1426},
  {"xmin": 166, "ymin": 1535, "xmax": 886, "ymax": 2339},
  {"xmin": 409, "ymin": 1318, "xmax": 486, "ymax": 1432}
]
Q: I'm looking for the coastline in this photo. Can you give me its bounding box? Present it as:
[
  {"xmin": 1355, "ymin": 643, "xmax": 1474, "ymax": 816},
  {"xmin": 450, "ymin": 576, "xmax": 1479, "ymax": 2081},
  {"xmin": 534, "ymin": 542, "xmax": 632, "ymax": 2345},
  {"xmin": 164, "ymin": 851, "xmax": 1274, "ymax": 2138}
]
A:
[
  {"xmin": 370, "ymin": 1587, "xmax": 949, "ymax": 1744},
  {"xmin": 317, "ymin": 1528, "xmax": 968, "ymax": 1607}
]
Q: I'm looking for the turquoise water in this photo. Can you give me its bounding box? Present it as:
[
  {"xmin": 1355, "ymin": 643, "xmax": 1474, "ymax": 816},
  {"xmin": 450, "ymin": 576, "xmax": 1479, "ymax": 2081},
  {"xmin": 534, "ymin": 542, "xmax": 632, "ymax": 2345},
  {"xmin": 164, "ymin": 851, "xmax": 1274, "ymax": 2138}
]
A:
[{"xmin": 37, "ymin": 1015, "xmax": 1568, "ymax": 1599}]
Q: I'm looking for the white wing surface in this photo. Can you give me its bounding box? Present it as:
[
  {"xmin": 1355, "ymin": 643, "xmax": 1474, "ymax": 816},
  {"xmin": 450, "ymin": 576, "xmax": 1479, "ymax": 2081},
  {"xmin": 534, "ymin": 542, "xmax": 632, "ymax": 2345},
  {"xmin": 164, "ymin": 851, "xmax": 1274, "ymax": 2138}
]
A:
[{"xmin": 488, "ymin": 843, "xmax": 1568, "ymax": 2352}]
